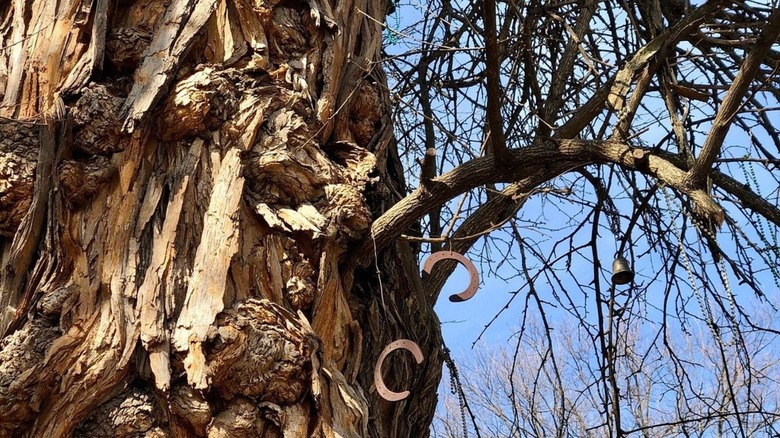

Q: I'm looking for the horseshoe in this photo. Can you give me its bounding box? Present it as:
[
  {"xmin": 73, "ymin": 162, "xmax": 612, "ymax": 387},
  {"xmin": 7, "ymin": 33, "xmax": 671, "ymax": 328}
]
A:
[
  {"xmin": 373, "ymin": 339, "xmax": 425, "ymax": 401},
  {"xmin": 422, "ymin": 250, "xmax": 480, "ymax": 302}
]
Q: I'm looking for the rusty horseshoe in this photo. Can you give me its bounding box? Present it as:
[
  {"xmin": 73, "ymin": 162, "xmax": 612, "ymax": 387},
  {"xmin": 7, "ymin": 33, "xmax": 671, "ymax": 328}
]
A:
[
  {"xmin": 373, "ymin": 339, "xmax": 425, "ymax": 401},
  {"xmin": 422, "ymin": 250, "xmax": 480, "ymax": 302}
]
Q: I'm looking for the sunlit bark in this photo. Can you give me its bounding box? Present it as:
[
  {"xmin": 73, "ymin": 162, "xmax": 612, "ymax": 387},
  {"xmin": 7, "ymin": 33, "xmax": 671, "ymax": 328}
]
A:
[{"xmin": 0, "ymin": 1, "xmax": 442, "ymax": 436}]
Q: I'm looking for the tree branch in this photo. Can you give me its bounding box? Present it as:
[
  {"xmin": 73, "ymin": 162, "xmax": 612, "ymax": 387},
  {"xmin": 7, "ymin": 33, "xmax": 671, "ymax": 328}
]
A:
[
  {"xmin": 686, "ymin": 10, "xmax": 780, "ymax": 188},
  {"xmin": 422, "ymin": 185, "xmax": 533, "ymax": 305},
  {"xmin": 540, "ymin": 0, "xmax": 597, "ymax": 137},
  {"xmin": 557, "ymin": 0, "xmax": 725, "ymax": 140},
  {"xmin": 356, "ymin": 139, "xmax": 725, "ymax": 263},
  {"xmin": 639, "ymin": 151, "xmax": 780, "ymax": 227},
  {"xmin": 483, "ymin": 0, "xmax": 508, "ymax": 162}
]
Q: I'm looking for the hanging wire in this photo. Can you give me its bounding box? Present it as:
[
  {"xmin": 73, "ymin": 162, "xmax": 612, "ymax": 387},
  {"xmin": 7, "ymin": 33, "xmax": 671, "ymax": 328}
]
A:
[
  {"xmin": 385, "ymin": 0, "xmax": 401, "ymax": 44},
  {"xmin": 660, "ymin": 185, "xmax": 722, "ymax": 344},
  {"xmin": 717, "ymin": 257, "xmax": 742, "ymax": 344},
  {"xmin": 443, "ymin": 345, "xmax": 470, "ymax": 438},
  {"xmin": 676, "ymin": 193, "xmax": 746, "ymax": 351},
  {"xmin": 675, "ymin": 189, "xmax": 753, "ymax": 371},
  {"xmin": 739, "ymin": 160, "xmax": 780, "ymax": 288},
  {"xmin": 604, "ymin": 198, "xmax": 622, "ymax": 246},
  {"xmin": 372, "ymin": 228, "xmax": 388, "ymax": 317}
]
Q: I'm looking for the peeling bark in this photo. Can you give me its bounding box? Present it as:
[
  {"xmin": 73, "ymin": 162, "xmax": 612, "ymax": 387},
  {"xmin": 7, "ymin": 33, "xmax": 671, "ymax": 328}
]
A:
[{"xmin": 0, "ymin": 0, "xmax": 442, "ymax": 437}]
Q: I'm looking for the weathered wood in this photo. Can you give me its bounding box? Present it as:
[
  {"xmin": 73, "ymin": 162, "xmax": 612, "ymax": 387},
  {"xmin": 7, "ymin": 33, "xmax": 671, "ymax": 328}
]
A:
[
  {"xmin": 60, "ymin": 0, "xmax": 109, "ymax": 93},
  {"xmin": 0, "ymin": 0, "xmax": 442, "ymax": 436},
  {"xmin": 0, "ymin": 0, "xmax": 28, "ymax": 113},
  {"xmin": 0, "ymin": 121, "xmax": 54, "ymax": 333},
  {"xmin": 120, "ymin": 0, "xmax": 220, "ymax": 132},
  {"xmin": 173, "ymin": 141, "xmax": 247, "ymax": 388}
]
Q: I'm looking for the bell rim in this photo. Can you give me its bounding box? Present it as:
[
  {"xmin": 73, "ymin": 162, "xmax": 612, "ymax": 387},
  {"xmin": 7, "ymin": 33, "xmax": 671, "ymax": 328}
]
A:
[
  {"xmin": 611, "ymin": 270, "xmax": 634, "ymax": 285},
  {"xmin": 611, "ymin": 255, "xmax": 634, "ymax": 285}
]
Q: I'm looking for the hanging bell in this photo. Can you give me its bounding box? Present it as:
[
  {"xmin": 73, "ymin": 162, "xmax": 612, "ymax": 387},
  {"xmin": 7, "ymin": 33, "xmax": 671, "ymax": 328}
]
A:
[{"xmin": 611, "ymin": 256, "xmax": 634, "ymax": 285}]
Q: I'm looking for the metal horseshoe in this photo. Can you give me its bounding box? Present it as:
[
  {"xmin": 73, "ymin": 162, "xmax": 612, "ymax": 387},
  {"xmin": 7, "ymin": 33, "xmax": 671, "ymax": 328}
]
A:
[
  {"xmin": 422, "ymin": 250, "xmax": 480, "ymax": 302},
  {"xmin": 373, "ymin": 339, "xmax": 425, "ymax": 401}
]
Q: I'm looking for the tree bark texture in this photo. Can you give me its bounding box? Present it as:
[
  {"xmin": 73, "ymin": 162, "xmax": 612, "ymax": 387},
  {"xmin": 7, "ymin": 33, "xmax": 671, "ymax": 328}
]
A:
[{"xmin": 0, "ymin": 0, "xmax": 443, "ymax": 436}]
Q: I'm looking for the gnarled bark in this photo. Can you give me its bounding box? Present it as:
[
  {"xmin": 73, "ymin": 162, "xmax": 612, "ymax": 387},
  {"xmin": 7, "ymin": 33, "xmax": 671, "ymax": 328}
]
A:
[{"xmin": 0, "ymin": 0, "xmax": 442, "ymax": 437}]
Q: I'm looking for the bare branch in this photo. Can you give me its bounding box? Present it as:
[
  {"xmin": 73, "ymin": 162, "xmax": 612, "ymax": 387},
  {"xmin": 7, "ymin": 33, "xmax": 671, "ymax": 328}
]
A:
[
  {"xmin": 482, "ymin": 0, "xmax": 508, "ymax": 162},
  {"xmin": 540, "ymin": 0, "xmax": 598, "ymax": 137},
  {"xmin": 358, "ymin": 139, "xmax": 725, "ymax": 261},
  {"xmin": 686, "ymin": 10, "xmax": 780, "ymax": 188}
]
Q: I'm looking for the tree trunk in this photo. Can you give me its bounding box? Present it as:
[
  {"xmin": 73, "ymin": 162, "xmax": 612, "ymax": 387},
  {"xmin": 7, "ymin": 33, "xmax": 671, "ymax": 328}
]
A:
[{"xmin": 0, "ymin": 1, "xmax": 443, "ymax": 436}]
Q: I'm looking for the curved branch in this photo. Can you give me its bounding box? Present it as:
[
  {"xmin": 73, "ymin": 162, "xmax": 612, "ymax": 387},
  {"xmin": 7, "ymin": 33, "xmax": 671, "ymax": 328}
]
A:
[
  {"xmin": 423, "ymin": 185, "xmax": 532, "ymax": 305},
  {"xmin": 356, "ymin": 139, "xmax": 723, "ymax": 263},
  {"xmin": 651, "ymin": 150, "xmax": 780, "ymax": 228}
]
